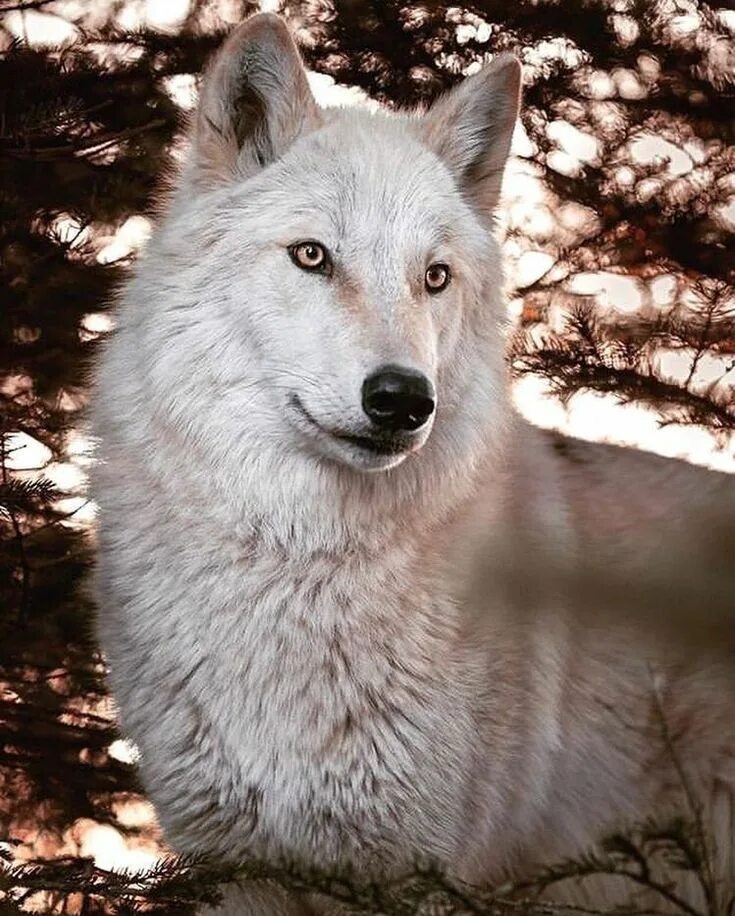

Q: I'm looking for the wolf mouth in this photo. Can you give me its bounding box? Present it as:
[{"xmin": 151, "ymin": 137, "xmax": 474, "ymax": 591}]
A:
[{"xmin": 290, "ymin": 394, "xmax": 409, "ymax": 456}]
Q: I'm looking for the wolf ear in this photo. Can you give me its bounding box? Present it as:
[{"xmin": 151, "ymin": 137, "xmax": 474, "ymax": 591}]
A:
[
  {"xmin": 422, "ymin": 55, "xmax": 521, "ymax": 218},
  {"xmin": 191, "ymin": 14, "xmax": 321, "ymax": 187}
]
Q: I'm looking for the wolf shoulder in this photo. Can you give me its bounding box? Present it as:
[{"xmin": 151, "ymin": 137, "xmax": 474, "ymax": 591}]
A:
[
  {"xmin": 539, "ymin": 424, "xmax": 734, "ymax": 553},
  {"xmin": 451, "ymin": 418, "xmax": 734, "ymax": 640}
]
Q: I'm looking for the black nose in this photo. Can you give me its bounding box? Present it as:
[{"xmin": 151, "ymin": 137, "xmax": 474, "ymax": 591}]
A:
[{"xmin": 361, "ymin": 366, "xmax": 435, "ymax": 432}]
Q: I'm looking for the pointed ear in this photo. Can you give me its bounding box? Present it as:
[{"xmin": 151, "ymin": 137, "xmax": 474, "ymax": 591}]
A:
[
  {"xmin": 422, "ymin": 54, "xmax": 521, "ymax": 217},
  {"xmin": 191, "ymin": 13, "xmax": 322, "ymax": 187}
]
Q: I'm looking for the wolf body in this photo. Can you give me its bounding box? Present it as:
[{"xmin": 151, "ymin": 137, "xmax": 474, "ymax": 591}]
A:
[{"xmin": 92, "ymin": 15, "xmax": 735, "ymax": 913}]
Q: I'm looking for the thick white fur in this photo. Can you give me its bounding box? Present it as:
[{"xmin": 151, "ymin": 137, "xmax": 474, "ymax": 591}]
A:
[{"xmin": 92, "ymin": 14, "xmax": 735, "ymax": 913}]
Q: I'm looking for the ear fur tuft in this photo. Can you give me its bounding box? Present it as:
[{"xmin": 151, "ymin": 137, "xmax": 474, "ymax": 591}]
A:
[
  {"xmin": 422, "ymin": 54, "xmax": 522, "ymax": 217},
  {"xmin": 191, "ymin": 14, "xmax": 321, "ymax": 187}
]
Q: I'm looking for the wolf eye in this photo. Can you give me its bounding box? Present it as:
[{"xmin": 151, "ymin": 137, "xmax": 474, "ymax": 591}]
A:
[
  {"xmin": 289, "ymin": 241, "xmax": 330, "ymax": 273},
  {"xmin": 425, "ymin": 263, "xmax": 451, "ymax": 293}
]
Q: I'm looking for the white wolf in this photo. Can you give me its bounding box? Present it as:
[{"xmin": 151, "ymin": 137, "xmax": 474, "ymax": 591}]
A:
[{"xmin": 92, "ymin": 13, "xmax": 735, "ymax": 913}]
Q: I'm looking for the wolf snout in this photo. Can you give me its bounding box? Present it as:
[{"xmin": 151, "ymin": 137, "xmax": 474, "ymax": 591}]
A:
[{"xmin": 361, "ymin": 366, "xmax": 435, "ymax": 433}]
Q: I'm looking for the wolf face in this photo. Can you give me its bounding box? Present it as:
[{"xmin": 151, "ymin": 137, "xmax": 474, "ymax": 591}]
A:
[
  {"xmin": 129, "ymin": 14, "xmax": 520, "ymax": 478},
  {"xmin": 196, "ymin": 122, "xmax": 481, "ymax": 474}
]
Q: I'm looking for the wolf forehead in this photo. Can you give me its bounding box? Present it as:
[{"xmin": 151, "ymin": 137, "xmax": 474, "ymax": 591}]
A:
[{"xmin": 218, "ymin": 111, "xmax": 485, "ymax": 250}]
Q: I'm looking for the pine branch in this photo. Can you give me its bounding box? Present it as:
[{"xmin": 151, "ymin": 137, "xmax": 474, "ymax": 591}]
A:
[
  {"xmin": 0, "ymin": 0, "xmax": 61, "ymax": 12},
  {"xmin": 0, "ymin": 821, "xmax": 721, "ymax": 916},
  {"xmin": 510, "ymin": 302, "xmax": 735, "ymax": 441},
  {"xmin": 0, "ymin": 478, "xmax": 59, "ymax": 516}
]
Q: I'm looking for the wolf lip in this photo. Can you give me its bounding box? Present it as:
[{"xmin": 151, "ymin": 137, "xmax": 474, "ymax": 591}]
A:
[
  {"xmin": 290, "ymin": 394, "xmax": 411, "ymax": 456},
  {"xmin": 333, "ymin": 431, "xmax": 408, "ymax": 455}
]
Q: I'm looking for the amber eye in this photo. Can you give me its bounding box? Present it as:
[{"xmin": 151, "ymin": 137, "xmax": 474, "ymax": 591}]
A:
[
  {"xmin": 425, "ymin": 263, "xmax": 451, "ymax": 293},
  {"xmin": 289, "ymin": 241, "xmax": 330, "ymax": 273}
]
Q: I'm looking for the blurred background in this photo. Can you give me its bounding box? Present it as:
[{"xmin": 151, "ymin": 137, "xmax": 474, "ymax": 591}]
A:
[{"xmin": 0, "ymin": 0, "xmax": 733, "ymax": 911}]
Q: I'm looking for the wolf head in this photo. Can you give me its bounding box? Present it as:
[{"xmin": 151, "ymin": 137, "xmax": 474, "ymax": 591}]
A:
[{"xmin": 132, "ymin": 14, "xmax": 519, "ymax": 486}]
